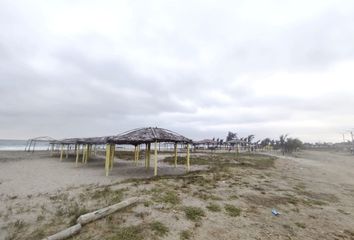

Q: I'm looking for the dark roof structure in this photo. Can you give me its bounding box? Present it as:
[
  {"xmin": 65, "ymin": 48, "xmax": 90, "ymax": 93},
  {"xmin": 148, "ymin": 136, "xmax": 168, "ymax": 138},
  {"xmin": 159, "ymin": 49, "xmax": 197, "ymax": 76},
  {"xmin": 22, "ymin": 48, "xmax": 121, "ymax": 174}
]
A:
[
  {"xmin": 193, "ymin": 139, "xmax": 217, "ymax": 145},
  {"xmin": 50, "ymin": 137, "xmax": 108, "ymax": 145},
  {"xmin": 107, "ymin": 127, "xmax": 192, "ymax": 145}
]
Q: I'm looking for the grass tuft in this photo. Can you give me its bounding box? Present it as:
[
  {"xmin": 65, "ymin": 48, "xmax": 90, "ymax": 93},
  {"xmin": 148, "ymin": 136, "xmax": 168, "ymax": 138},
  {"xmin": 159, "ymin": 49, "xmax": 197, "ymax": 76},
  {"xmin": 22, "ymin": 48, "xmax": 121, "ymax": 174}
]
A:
[
  {"xmin": 206, "ymin": 203, "xmax": 221, "ymax": 212},
  {"xmin": 150, "ymin": 221, "xmax": 169, "ymax": 237},
  {"xmin": 184, "ymin": 206, "xmax": 205, "ymax": 221},
  {"xmin": 224, "ymin": 204, "xmax": 241, "ymax": 217},
  {"xmin": 109, "ymin": 225, "xmax": 143, "ymax": 240},
  {"xmin": 180, "ymin": 230, "xmax": 192, "ymax": 240}
]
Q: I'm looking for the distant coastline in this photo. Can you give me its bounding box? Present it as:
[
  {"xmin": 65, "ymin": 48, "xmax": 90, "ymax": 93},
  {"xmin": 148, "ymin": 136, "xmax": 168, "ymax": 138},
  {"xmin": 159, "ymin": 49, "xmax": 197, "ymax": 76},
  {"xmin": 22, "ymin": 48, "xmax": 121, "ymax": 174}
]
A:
[{"xmin": 0, "ymin": 139, "xmax": 49, "ymax": 151}]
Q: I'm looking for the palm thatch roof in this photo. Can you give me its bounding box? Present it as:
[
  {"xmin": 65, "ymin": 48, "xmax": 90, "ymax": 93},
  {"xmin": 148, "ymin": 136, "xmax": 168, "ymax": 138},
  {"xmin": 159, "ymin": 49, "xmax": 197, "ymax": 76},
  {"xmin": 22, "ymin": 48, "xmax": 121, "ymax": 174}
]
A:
[
  {"xmin": 193, "ymin": 139, "xmax": 217, "ymax": 145},
  {"xmin": 107, "ymin": 127, "xmax": 192, "ymax": 145},
  {"xmin": 50, "ymin": 137, "xmax": 107, "ymax": 145}
]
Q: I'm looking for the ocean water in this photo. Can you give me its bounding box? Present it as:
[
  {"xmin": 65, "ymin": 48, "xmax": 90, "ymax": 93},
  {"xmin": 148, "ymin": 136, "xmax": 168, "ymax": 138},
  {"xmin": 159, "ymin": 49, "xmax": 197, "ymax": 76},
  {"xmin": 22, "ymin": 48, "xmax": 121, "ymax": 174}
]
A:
[{"xmin": 0, "ymin": 139, "xmax": 51, "ymax": 151}]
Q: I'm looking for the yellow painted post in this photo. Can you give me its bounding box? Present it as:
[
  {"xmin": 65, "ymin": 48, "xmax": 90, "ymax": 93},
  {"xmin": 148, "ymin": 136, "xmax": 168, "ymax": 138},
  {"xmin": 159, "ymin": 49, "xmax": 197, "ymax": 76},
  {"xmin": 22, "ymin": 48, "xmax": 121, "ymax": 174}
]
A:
[
  {"xmin": 50, "ymin": 144, "xmax": 54, "ymax": 157},
  {"xmin": 134, "ymin": 145, "xmax": 137, "ymax": 166},
  {"xmin": 154, "ymin": 141, "xmax": 158, "ymax": 176},
  {"xmin": 110, "ymin": 144, "xmax": 115, "ymax": 170},
  {"xmin": 84, "ymin": 144, "xmax": 88, "ymax": 164},
  {"xmin": 145, "ymin": 143, "xmax": 148, "ymax": 169},
  {"xmin": 66, "ymin": 145, "xmax": 69, "ymax": 159},
  {"xmin": 76, "ymin": 144, "xmax": 80, "ymax": 166},
  {"xmin": 147, "ymin": 143, "xmax": 151, "ymax": 168},
  {"xmin": 186, "ymin": 143, "xmax": 190, "ymax": 172},
  {"xmin": 60, "ymin": 144, "xmax": 64, "ymax": 161},
  {"xmin": 174, "ymin": 143, "xmax": 178, "ymax": 167},
  {"xmin": 137, "ymin": 145, "xmax": 140, "ymax": 166},
  {"xmin": 82, "ymin": 144, "xmax": 85, "ymax": 163},
  {"xmin": 105, "ymin": 144, "xmax": 110, "ymax": 176}
]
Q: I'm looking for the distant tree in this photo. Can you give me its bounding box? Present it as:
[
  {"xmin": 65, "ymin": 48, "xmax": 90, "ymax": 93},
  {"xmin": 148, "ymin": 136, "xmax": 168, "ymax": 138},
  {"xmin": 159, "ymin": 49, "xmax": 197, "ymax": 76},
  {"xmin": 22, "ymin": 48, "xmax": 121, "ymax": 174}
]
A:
[
  {"xmin": 260, "ymin": 138, "xmax": 271, "ymax": 147},
  {"xmin": 247, "ymin": 134, "xmax": 255, "ymax": 143},
  {"xmin": 279, "ymin": 134, "xmax": 288, "ymax": 155},
  {"xmin": 285, "ymin": 138, "xmax": 303, "ymax": 153},
  {"xmin": 226, "ymin": 132, "xmax": 237, "ymax": 142}
]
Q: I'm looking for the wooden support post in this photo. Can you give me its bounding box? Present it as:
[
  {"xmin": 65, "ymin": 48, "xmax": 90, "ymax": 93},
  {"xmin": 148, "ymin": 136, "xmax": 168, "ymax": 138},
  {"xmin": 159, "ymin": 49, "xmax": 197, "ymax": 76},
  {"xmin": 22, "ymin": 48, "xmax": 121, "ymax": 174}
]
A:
[
  {"xmin": 134, "ymin": 145, "xmax": 137, "ymax": 166},
  {"xmin": 110, "ymin": 144, "xmax": 115, "ymax": 170},
  {"xmin": 76, "ymin": 144, "xmax": 80, "ymax": 167},
  {"xmin": 145, "ymin": 143, "xmax": 148, "ymax": 169},
  {"xmin": 154, "ymin": 141, "xmax": 158, "ymax": 176},
  {"xmin": 174, "ymin": 143, "xmax": 178, "ymax": 167},
  {"xmin": 85, "ymin": 144, "xmax": 89, "ymax": 163},
  {"xmin": 66, "ymin": 145, "xmax": 69, "ymax": 159},
  {"xmin": 50, "ymin": 144, "xmax": 54, "ymax": 157},
  {"xmin": 60, "ymin": 144, "xmax": 64, "ymax": 161},
  {"xmin": 137, "ymin": 145, "xmax": 140, "ymax": 165},
  {"xmin": 105, "ymin": 144, "xmax": 110, "ymax": 176},
  {"xmin": 82, "ymin": 144, "xmax": 85, "ymax": 163},
  {"xmin": 186, "ymin": 143, "xmax": 190, "ymax": 172},
  {"xmin": 147, "ymin": 143, "xmax": 151, "ymax": 168}
]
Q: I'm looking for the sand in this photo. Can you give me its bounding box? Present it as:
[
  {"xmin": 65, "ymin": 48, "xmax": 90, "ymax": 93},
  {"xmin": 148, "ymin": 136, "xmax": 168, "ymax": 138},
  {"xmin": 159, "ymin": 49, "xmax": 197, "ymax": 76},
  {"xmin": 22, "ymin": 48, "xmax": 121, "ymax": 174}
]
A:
[{"xmin": 1, "ymin": 149, "xmax": 354, "ymax": 240}]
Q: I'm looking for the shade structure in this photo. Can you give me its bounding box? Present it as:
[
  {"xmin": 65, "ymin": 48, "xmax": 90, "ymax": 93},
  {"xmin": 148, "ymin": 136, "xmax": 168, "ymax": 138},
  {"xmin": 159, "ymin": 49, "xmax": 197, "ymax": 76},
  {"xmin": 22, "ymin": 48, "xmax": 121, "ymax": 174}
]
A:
[
  {"xmin": 107, "ymin": 127, "xmax": 192, "ymax": 145},
  {"xmin": 193, "ymin": 139, "xmax": 217, "ymax": 145},
  {"xmin": 49, "ymin": 127, "xmax": 192, "ymax": 177}
]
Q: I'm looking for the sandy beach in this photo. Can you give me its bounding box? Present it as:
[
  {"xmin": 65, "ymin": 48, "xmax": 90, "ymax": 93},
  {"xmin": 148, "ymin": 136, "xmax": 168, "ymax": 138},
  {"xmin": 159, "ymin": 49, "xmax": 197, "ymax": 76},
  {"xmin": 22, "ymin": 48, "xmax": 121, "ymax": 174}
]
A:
[{"xmin": 1, "ymin": 150, "xmax": 354, "ymax": 240}]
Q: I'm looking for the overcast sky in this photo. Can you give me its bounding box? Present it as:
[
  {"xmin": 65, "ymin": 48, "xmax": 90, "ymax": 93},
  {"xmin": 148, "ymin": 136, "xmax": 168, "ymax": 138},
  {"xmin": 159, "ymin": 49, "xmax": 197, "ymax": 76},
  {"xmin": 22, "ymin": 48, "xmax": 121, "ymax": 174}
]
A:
[{"xmin": 1, "ymin": 0, "xmax": 354, "ymax": 142}]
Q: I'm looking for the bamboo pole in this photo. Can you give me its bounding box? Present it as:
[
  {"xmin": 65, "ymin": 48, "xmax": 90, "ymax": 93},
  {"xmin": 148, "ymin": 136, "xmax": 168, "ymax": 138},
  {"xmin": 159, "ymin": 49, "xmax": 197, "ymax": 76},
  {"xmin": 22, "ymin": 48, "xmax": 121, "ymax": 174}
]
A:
[
  {"xmin": 60, "ymin": 144, "xmax": 64, "ymax": 161},
  {"xmin": 105, "ymin": 144, "xmax": 110, "ymax": 176},
  {"xmin": 186, "ymin": 143, "xmax": 190, "ymax": 172},
  {"xmin": 174, "ymin": 143, "xmax": 177, "ymax": 167},
  {"xmin": 154, "ymin": 141, "xmax": 158, "ymax": 176}
]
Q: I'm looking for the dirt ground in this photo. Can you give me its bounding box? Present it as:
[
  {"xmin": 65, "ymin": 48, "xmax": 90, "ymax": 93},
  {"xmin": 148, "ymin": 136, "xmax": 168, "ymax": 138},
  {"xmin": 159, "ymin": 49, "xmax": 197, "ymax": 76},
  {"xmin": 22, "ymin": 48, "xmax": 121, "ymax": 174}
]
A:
[{"xmin": 0, "ymin": 149, "xmax": 353, "ymax": 240}]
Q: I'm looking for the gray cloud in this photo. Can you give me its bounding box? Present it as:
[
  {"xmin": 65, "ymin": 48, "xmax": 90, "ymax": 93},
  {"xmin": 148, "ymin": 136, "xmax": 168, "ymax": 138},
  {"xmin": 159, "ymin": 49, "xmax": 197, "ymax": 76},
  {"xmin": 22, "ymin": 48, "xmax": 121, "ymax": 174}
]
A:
[{"xmin": 0, "ymin": 0, "xmax": 354, "ymax": 142}]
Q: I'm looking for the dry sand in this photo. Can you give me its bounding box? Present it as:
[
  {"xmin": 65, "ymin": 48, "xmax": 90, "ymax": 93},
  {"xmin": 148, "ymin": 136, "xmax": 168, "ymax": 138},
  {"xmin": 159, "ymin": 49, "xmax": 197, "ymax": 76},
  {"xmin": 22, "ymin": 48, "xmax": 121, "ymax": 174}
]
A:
[{"xmin": 0, "ymin": 149, "xmax": 354, "ymax": 240}]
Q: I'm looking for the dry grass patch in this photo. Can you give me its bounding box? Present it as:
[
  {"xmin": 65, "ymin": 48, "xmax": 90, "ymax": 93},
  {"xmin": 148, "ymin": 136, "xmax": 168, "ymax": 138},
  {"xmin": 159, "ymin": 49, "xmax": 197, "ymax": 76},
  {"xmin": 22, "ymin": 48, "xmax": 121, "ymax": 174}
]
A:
[
  {"xmin": 184, "ymin": 206, "xmax": 205, "ymax": 221},
  {"xmin": 224, "ymin": 204, "xmax": 241, "ymax": 217}
]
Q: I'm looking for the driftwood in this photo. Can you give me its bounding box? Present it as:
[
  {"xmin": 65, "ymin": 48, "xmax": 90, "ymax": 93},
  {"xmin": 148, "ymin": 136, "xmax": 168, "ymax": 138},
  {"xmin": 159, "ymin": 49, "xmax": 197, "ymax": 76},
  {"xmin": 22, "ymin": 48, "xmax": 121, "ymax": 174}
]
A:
[
  {"xmin": 42, "ymin": 197, "xmax": 140, "ymax": 240},
  {"xmin": 77, "ymin": 197, "xmax": 139, "ymax": 225},
  {"xmin": 42, "ymin": 223, "xmax": 81, "ymax": 240}
]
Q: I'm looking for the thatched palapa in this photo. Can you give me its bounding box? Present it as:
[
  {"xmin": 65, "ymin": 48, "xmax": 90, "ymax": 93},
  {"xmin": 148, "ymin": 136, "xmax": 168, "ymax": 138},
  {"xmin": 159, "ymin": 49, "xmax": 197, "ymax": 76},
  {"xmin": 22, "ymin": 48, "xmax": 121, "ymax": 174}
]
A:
[
  {"xmin": 107, "ymin": 127, "xmax": 192, "ymax": 145},
  {"xmin": 49, "ymin": 127, "xmax": 192, "ymax": 177}
]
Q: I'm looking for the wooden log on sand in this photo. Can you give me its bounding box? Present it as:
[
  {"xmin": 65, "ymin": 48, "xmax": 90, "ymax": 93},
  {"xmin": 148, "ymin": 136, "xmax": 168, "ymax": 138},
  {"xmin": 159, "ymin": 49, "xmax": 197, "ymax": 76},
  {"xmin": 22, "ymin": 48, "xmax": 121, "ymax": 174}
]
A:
[
  {"xmin": 42, "ymin": 197, "xmax": 139, "ymax": 240},
  {"xmin": 77, "ymin": 197, "xmax": 140, "ymax": 225},
  {"xmin": 42, "ymin": 224, "xmax": 81, "ymax": 240}
]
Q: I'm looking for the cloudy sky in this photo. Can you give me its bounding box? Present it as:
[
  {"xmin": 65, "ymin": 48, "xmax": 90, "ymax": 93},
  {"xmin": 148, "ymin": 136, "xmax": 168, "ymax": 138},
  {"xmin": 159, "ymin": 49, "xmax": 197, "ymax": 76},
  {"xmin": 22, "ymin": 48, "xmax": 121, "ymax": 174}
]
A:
[{"xmin": 1, "ymin": 0, "xmax": 354, "ymax": 142}]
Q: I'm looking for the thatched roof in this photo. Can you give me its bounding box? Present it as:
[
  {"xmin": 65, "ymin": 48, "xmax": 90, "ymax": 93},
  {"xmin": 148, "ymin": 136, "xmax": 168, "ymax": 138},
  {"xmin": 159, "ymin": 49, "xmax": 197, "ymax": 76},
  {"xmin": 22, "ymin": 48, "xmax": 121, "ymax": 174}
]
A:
[
  {"xmin": 193, "ymin": 139, "xmax": 217, "ymax": 145},
  {"xmin": 51, "ymin": 137, "xmax": 107, "ymax": 145},
  {"xmin": 108, "ymin": 127, "xmax": 192, "ymax": 145}
]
